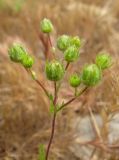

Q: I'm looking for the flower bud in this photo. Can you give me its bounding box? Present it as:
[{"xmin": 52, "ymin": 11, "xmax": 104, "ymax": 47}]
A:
[
  {"xmin": 57, "ymin": 35, "xmax": 70, "ymax": 51},
  {"xmin": 21, "ymin": 54, "xmax": 34, "ymax": 68},
  {"xmin": 45, "ymin": 60, "xmax": 64, "ymax": 81},
  {"xmin": 70, "ymin": 36, "xmax": 81, "ymax": 48},
  {"xmin": 96, "ymin": 53, "xmax": 112, "ymax": 70},
  {"xmin": 64, "ymin": 46, "xmax": 79, "ymax": 62},
  {"xmin": 8, "ymin": 43, "xmax": 27, "ymax": 63},
  {"xmin": 69, "ymin": 74, "xmax": 81, "ymax": 88},
  {"xmin": 40, "ymin": 18, "xmax": 53, "ymax": 33},
  {"xmin": 82, "ymin": 64, "xmax": 101, "ymax": 86}
]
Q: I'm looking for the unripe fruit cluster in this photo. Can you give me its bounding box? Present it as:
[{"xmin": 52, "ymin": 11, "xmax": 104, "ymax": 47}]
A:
[
  {"xmin": 8, "ymin": 43, "xmax": 34, "ymax": 68},
  {"xmin": 56, "ymin": 34, "xmax": 81, "ymax": 63},
  {"xmin": 8, "ymin": 18, "xmax": 112, "ymax": 89},
  {"xmin": 79, "ymin": 53, "xmax": 111, "ymax": 87},
  {"xmin": 40, "ymin": 18, "xmax": 82, "ymax": 63},
  {"xmin": 69, "ymin": 53, "xmax": 112, "ymax": 87}
]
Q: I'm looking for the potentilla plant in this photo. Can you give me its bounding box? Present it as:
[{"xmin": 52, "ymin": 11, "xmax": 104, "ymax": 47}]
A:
[{"xmin": 8, "ymin": 18, "xmax": 112, "ymax": 160}]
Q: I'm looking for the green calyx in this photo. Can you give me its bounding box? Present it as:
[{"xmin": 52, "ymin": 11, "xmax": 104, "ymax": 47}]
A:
[
  {"xmin": 82, "ymin": 64, "xmax": 101, "ymax": 86},
  {"xmin": 57, "ymin": 35, "xmax": 70, "ymax": 51},
  {"xmin": 96, "ymin": 53, "xmax": 112, "ymax": 70},
  {"xmin": 21, "ymin": 54, "xmax": 34, "ymax": 68},
  {"xmin": 70, "ymin": 36, "xmax": 81, "ymax": 48},
  {"xmin": 45, "ymin": 60, "xmax": 64, "ymax": 81},
  {"xmin": 40, "ymin": 18, "xmax": 53, "ymax": 33},
  {"xmin": 69, "ymin": 74, "xmax": 81, "ymax": 88},
  {"xmin": 64, "ymin": 46, "xmax": 79, "ymax": 62},
  {"xmin": 8, "ymin": 43, "xmax": 27, "ymax": 63}
]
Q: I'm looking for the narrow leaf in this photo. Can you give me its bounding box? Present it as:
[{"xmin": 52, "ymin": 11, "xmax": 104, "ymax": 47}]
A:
[
  {"xmin": 38, "ymin": 144, "xmax": 46, "ymax": 160},
  {"xmin": 48, "ymin": 94, "xmax": 53, "ymax": 101},
  {"xmin": 50, "ymin": 100, "xmax": 55, "ymax": 113}
]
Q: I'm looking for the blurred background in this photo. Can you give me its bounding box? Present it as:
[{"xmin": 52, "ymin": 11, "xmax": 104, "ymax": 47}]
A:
[{"xmin": 0, "ymin": 0, "xmax": 119, "ymax": 159}]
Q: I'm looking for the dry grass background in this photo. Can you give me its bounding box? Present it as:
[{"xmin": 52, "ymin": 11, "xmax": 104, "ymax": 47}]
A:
[{"xmin": 0, "ymin": 0, "xmax": 119, "ymax": 159}]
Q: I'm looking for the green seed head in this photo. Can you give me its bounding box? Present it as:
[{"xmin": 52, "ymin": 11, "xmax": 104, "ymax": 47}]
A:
[
  {"xmin": 8, "ymin": 43, "xmax": 27, "ymax": 63},
  {"xmin": 96, "ymin": 53, "xmax": 112, "ymax": 70},
  {"xmin": 70, "ymin": 36, "xmax": 81, "ymax": 48},
  {"xmin": 40, "ymin": 18, "xmax": 53, "ymax": 33},
  {"xmin": 45, "ymin": 60, "xmax": 64, "ymax": 81},
  {"xmin": 69, "ymin": 74, "xmax": 81, "ymax": 88},
  {"xmin": 82, "ymin": 64, "xmax": 101, "ymax": 86},
  {"xmin": 64, "ymin": 46, "xmax": 79, "ymax": 62},
  {"xmin": 21, "ymin": 54, "xmax": 34, "ymax": 68},
  {"xmin": 57, "ymin": 35, "xmax": 70, "ymax": 51}
]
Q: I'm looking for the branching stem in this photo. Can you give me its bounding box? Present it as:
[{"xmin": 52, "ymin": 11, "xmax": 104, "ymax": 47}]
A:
[{"xmin": 58, "ymin": 86, "xmax": 88, "ymax": 111}]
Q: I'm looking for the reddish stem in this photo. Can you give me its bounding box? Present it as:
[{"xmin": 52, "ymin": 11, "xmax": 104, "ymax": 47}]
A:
[
  {"xmin": 26, "ymin": 69, "xmax": 49, "ymax": 98},
  {"xmin": 35, "ymin": 79, "xmax": 49, "ymax": 97},
  {"xmin": 58, "ymin": 86, "xmax": 88, "ymax": 111},
  {"xmin": 65, "ymin": 62, "xmax": 70, "ymax": 70},
  {"xmin": 48, "ymin": 34, "xmax": 53, "ymax": 48},
  {"xmin": 45, "ymin": 113, "xmax": 56, "ymax": 160},
  {"xmin": 45, "ymin": 82, "xmax": 57, "ymax": 160}
]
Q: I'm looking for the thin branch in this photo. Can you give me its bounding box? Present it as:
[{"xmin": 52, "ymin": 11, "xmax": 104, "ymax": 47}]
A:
[
  {"xmin": 56, "ymin": 62, "xmax": 70, "ymax": 94},
  {"xmin": 57, "ymin": 86, "xmax": 88, "ymax": 111},
  {"xmin": 38, "ymin": 32, "xmax": 50, "ymax": 59},
  {"xmin": 75, "ymin": 87, "xmax": 78, "ymax": 96},
  {"xmin": 47, "ymin": 34, "xmax": 56, "ymax": 60},
  {"xmin": 53, "ymin": 81, "xmax": 57, "ymax": 105},
  {"xmin": 25, "ymin": 68, "xmax": 49, "ymax": 98},
  {"xmin": 48, "ymin": 34, "xmax": 53, "ymax": 48},
  {"xmin": 35, "ymin": 79, "xmax": 49, "ymax": 97},
  {"xmin": 65, "ymin": 62, "xmax": 70, "ymax": 70}
]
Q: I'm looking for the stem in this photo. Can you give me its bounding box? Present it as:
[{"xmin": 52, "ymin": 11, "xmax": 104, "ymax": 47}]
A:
[
  {"xmin": 45, "ymin": 113, "xmax": 56, "ymax": 160},
  {"xmin": 58, "ymin": 86, "xmax": 88, "ymax": 111},
  {"xmin": 35, "ymin": 79, "xmax": 49, "ymax": 98},
  {"xmin": 65, "ymin": 62, "xmax": 70, "ymax": 70},
  {"xmin": 26, "ymin": 69, "xmax": 49, "ymax": 98},
  {"xmin": 47, "ymin": 34, "xmax": 56, "ymax": 59},
  {"xmin": 45, "ymin": 82, "xmax": 57, "ymax": 160},
  {"xmin": 56, "ymin": 62, "xmax": 70, "ymax": 94},
  {"xmin": 53, "ymin": 82, "xmax": 57, "ymax": 105},
  {"xmin": 75, "ymin": 87, "xmax": 78, "ymax": 96},
  {"xmin": 48, "ymin": 34, "xmax": 53, "ymax": 48}
]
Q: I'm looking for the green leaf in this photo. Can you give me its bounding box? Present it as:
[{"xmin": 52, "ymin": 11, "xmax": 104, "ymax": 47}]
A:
[
  {"xmin": 48, "ymin": 94, "xmax": 53, "ymax": 101},
  {"xmin": 50, "ymin": 100, "xmax": 55, "ymax": 113},
  {"xmin": 38, "ymin": 144, "xmax": 46, "ymax": 160}
]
